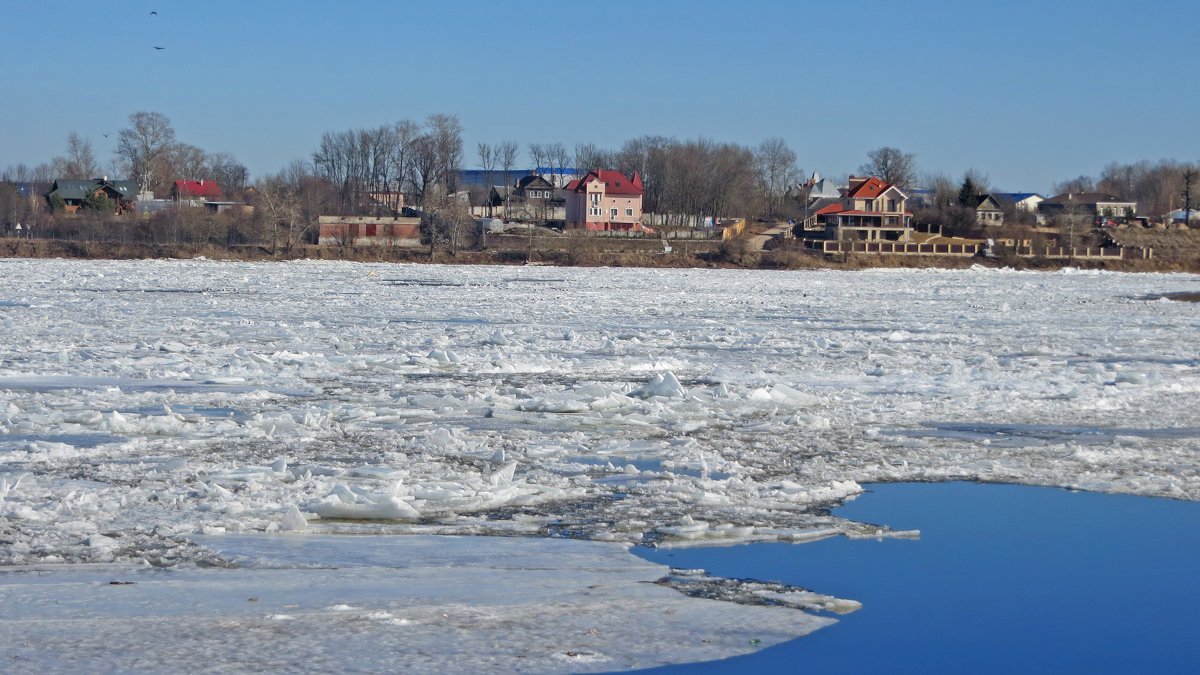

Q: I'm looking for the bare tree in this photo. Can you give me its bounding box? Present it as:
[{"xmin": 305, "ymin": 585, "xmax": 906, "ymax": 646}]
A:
[
  {"xmin": 409, "ymin": 134, "xmax": 440, "ymax": 206},
  {"xmin": 206, "ymin": 152, "xmax": 249, "ymax": 197},
  {"xmin": 705, "ymin": 142, "xmax": 757, "ymax": 226},
  {"xmin": 254, "ymin": 159, "xmax": 333, "ymax": 254},
  {"xmin": 858, "ymin": 147, "xmax": 917, "ymax": 189},
  {"xmin": 659, "ymin": 140, "xmax": 704, "ymax": 226},
  {"xmin": 962, "ymin": 168, "xmax": 989, "ymax": 195},
  {"xmin": 1094, "ymin": 159, "xmax": 1198, "ymax": 217},
  {"xmin": 613, "ymin": 136, "xmax": 671, "ymax": 215},
  {"xmin": 1053, "ymin": 175, "xmax": 1095, "ymax": 195},
  {"xmin": 654, "ymin": 138, "xmax": 754, "ymax": 228},
  {"xmin": 1058, "ymin": 198, "xmax": 1088, "ymax": 261},
  {"xmin": 0, "ymin": 181, "xmax": 34, "ymax": 228},
  {"xmin": 428, "ymin": 113, "xmax": 463, "ymax": 195},
  {"xmin": 755, "ymin": 137, "xmax": 799, "ymax": 218},
  {"xmin": 313, "ymin": 122, "xmax": 419, "ymax": 214},
  {"xmin": 115, "ymin": 112, "xmax": 177, "ymax": 193},
  {"xmin": 421, "ymin": 191, "xmax": 475, "ymax": 260},
  {"xmin": 527, "ymin": 143, "xmax": 547, "ymax": 182},
  {"xmin": 574, "ymin": 143, "xmax": 608, "ymax": 175},
  {"xmin": 253, "ymin": 169, "xmax": 297, "ymax": 255},
  {"xmin": 545, "ymin": 143, "xmax": 570, "ymax": 187},
  {"xmin": 51, "ymin": 132, "xmax": 98, "ymax": 179},
  {"xmin": 409, "ymin": 114, "xmax": 463, "ymax": 205},
  {"xmin": 477, "ymin": 142, "xmax": 496, "ymax": 215},
  {"xmin": 33, "ymin": 163, "xmax": 56, "ymax": 186},
  {"xmin": 496, "ymin": 141, "xmax": 519, "ymax": 185},
  {"xmin": 477, "ymin": 142, "xmax": 495, "ymax": 185},
  {"xmin": 389, "ymin": 120, "xmax": 420, "ymax": 211},
  {"xmin": 924, "ymin": 173, "xmax": 957, "ymax": 209},
  {"xmin": 171, "ymin": 143, "xmax": 209, "ymax": 182},
  {"xmin": 312, "ymin": 129, "xmax": 358, "ymax": 212},
  {"xmin": 496, "ymin": 141, "xmax": 519, "ymax": 215},
  {"xmin": 363, "ymin": 125, "xmax": 397, "ymax": 215}
]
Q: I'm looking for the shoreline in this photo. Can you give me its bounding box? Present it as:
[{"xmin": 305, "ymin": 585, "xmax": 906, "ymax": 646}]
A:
[{"xmin": 2, "ymin": 237, "xmax": 1193, "ymax": 273}]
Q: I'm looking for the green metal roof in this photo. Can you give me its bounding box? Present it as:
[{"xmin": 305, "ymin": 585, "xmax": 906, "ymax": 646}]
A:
[{"xmin": 48, "ymin": 178, "xmax": 139, "ymax": 201}]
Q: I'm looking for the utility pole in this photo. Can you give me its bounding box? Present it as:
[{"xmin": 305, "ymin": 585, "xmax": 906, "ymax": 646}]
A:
[{"xmin": 1182, "ymin": 169, "xmax": 1194, "ymax": 228}]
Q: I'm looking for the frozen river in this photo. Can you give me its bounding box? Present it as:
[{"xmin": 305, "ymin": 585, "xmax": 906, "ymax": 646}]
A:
[{"xmin": 1, "ymin": 259, "xmax": 1198, "ymax": 670}]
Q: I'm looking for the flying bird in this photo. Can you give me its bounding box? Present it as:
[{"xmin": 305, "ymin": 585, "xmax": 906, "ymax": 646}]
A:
[
  {"xmin": 153, "ymin": 46, "xmax": 165, "ymax": 50},
  {"xmin": 101, "ymin": 132, "xmax": 109, "ymax": 138},
  {"xmin": 150, "ymin": 11, "xmax": 157, "ymax": 15}
]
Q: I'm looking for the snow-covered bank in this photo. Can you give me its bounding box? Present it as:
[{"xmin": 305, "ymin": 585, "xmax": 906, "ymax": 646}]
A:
[{"xmin": 1, "ymin": 260, "xmax": 1198, "ymax": 564}]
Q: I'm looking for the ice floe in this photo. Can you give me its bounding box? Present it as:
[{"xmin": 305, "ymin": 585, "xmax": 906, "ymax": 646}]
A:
[{"xmin": 0, "ymin": 259, "xmax": 1196, "ymax": 566}]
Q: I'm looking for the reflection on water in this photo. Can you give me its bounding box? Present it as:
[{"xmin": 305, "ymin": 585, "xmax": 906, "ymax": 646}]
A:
[{"xmin": 631, "ymin": 482, "xmax": 1200, "ymax": 674}]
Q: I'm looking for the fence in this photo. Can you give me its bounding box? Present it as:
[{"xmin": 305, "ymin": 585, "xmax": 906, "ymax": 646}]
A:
[
  {"xmin": 803, "ymin": 240, "xmax": 982, "ymax": 256},
  {"xmin": 564, "ymin": 229, "xmax": 723, "ymax": 240},
  {"xmin": 1016, "ymin": 246, "xmax": 1151, "ymax": 260},
  {"xmin": 802, "ymin": 239, "xmax": 1153, "ymax": 260}
]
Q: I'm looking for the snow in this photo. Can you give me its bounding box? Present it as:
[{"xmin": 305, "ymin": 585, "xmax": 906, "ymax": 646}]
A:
[
  {"xmin": 0, "ymin": 535, "xmax": 836, "ymax": 673},
  {"xmin": 1, "ymin": 259, "xmax": 1198, "ymax": 668}
]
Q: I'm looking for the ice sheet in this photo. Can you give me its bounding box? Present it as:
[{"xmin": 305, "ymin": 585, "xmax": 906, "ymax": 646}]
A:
[
  {"xmin": 1, "ymin": 259, "xmax": 1198, "ymax": 566},
  {"xmin": 0, "ymin": 535, "xmax": 835, "ymax": 673}
]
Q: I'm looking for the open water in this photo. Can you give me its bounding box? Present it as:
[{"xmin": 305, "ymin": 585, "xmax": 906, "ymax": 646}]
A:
[{"xmin": 632, "ymin": 482, "xmax": 1200, "ymax": 673}]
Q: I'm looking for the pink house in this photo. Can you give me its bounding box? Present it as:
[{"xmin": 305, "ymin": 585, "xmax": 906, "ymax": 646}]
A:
[{"xmin": 564, "ymin": 170, "xmax": 650, "ymax": 231}]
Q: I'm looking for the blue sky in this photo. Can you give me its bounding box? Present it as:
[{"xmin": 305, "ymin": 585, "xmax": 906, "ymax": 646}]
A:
[{"xmin": 3, "ymin": 0, "xmax": 1197, "ymax": 193}]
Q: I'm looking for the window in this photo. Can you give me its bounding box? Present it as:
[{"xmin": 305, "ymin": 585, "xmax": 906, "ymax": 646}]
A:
[
  {"xmin": 589, "ymin": 193, "xmax": 601, "ymax": 203},
  {"xmin": 625, "ymin": 208, "xmax": 633, "ymax": 216},
  {"xmin": 887, "ymin": 199, "xmax": 897, "ymax": 211},
  {"xmin": 610, "ymin": 208, "xmax": 618, "ymax": 218},
  {"xmin": 589, "ymin": 207, "xmax": 602, "ymax": 216}
]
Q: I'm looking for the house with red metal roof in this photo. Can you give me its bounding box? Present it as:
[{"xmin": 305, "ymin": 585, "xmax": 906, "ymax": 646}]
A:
[
  {"xmin": 814, "ymin": 175, "xmax": 912, "ymax": 243},
  {"xmin": 171, "ymin": 180, "xmax": 223, "ymax": 201},
  {"xmin": 564, "ymin": 170, "xmax": 649, "ymax": 232}
]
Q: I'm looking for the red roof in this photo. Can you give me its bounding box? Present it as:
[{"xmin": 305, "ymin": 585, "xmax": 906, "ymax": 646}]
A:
[
  {"xmin": 569, "ymin": 170, "xmax": 644, "ymax": 196},
  {"xmin": 828, "ymin": 209, "xmax": 914, "ymax": 217},
  {"xmin": 845, "ymin": 176, "xmax": 890, "ymax": 199},
  {"xmin": 814, "ymin": 204, "xmax": 845, "ymax": 215},
  {"xmin": 175, "ymin": 180, "xmax": 222, "ymax": 199}
]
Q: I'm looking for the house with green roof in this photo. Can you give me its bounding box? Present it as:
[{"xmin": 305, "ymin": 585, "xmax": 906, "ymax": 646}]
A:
[{"xmin": 46, "ymin": 178, "xmax": 140, "ymax": 214}]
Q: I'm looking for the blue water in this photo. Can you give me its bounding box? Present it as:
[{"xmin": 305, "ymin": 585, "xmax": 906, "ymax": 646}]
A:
[{"xmin": 631, "ymin": 482, "xmax": 1200, "ymax": 673}]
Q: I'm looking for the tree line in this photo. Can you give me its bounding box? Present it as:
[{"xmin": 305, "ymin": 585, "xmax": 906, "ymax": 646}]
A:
[{"xmin": 3, "ymin": 110, "xmax": 1198, "ymax": 252}]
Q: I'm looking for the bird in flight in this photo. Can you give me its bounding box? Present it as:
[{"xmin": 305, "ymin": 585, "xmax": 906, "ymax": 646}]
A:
[
  {"xmin": 150, "ymin": 11, "xmax": 157, "ymax": 15},
  {"xmin": 101, "ymin": 132, "xmax": 110, "ymax": 138},
  {"xmin": 153, "ymin": 46, "xmax": 165, "ymax": 50}
]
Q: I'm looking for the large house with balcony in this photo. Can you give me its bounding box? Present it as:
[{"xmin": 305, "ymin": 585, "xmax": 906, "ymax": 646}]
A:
[
  {"xmin": 814, "ymin": 175, "xmax": 911, "ymax": 242},
  {"xmin": 564, "ymin": 170, "xmax": 648, "ymax": 231}
]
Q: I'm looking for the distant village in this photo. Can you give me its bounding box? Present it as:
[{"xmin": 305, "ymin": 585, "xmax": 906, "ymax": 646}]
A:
[{"xmin": 3, "ymin": 112, "xmax": 1198, "ymax": 268}]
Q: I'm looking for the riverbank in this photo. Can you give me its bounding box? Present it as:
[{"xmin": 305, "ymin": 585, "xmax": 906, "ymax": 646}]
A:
[{"xmin": 2, "ymin": 236, "xmax": 1192, "ymax": 273}]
